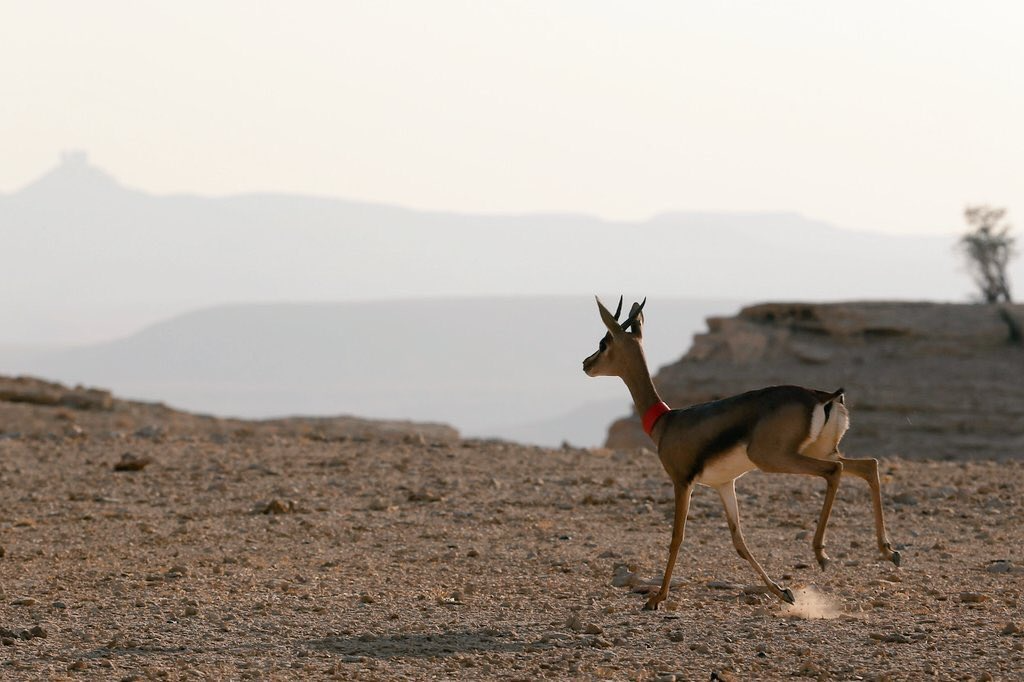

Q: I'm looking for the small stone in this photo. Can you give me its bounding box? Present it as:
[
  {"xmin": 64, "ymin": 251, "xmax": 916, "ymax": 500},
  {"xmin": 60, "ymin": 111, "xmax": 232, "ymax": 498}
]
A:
[
  {"xmin": 134, "ymin": 425, "xmax": 166, "ymax": 441},
  {"xmin": 986, "ymin": 560, "xmax": 1014, "ymax": 573},
  {"xmin": 797, "ymin": 661, "xmax": 823, "ymax": 676},
  {"xmin": 262, "ymin": 499, "xmax": 294, "ymax": 514},
  {"xmin": 466, "ymin": 548, "xmax": 479, "ymax": 558},
  {"xmin": 960, "ymin": 592, "xmax": 989, "ymax": 603},
  {"xmin": 29, "ymin": 626, "xmax": 46, "ymax": 639},
  {"xmin": 183, "ymin": 606, "xmax": 199, "ymax": 617},
  {"xmin": 367, "ymin": 498, "xmax": 391, "ymax": 512},
  {"xmin": 113, "ymin": 452, "xmax": 151, "ymax": 472},
  {"xmin": 1, "ymin": 638, "xmax": 13, "ymax": 647},
  {"xmin": 611, "ymin": 564, "xmax": 641, "ymax": 588},
  {"xmin": 1001, "ymin": 622, "xmax": 1021, "ymax": 635},
  {"xmin": 591, "ymin": 635, "xmax": 613, "ymax": 648},
  {"xmin": 68, "ymin": 660, "xmax": 88, "ymax": 671},
  {"xmin": 891, "ymin": 492, "xmax": 918, "ymax": 506},
  {"xmin": 565, "ymin": 613, "xmax": 584, "ymax": 632},
  {"xmin": 407, "ymin": 489, "xmax": 441, "ymax": 502},
  {"xmin": 11, "ymin": 597, "xmax": 36, "ymax": 606},
  {"xmin": 52, "ymin": 601, "xmax": 67, "ymax": 609},
  {"xmin": 359, "ymin": 594, "xmax": 375, "ymax": 604},
  {"xmin": 584, "ymin": 623, "xmax": 603, "ymax": 635}
]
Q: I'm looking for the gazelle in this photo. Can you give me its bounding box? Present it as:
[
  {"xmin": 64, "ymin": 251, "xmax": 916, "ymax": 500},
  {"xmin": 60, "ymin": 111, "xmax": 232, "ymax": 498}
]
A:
[{"xmin": 583, "ymin": 296, "xmax": 900, "ymax": 609}]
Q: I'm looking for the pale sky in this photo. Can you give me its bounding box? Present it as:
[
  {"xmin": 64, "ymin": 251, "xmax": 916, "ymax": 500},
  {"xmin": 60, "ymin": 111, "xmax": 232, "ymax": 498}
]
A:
[{"xmin": 2, "ymin": 1, "xmax": 1022, "ymax": 234}]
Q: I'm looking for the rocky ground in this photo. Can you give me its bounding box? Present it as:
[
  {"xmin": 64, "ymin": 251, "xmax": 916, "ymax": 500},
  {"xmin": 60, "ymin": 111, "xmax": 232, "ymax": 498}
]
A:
[{"xmin": 1, "ymin": 381, "xmax": 1023, "ymax": 680}]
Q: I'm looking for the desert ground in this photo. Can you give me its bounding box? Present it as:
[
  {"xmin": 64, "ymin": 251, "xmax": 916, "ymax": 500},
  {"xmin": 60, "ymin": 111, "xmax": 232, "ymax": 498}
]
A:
[{"xmin": 1, "ymin": 389, "xmax": 1022, "ymax": 681}]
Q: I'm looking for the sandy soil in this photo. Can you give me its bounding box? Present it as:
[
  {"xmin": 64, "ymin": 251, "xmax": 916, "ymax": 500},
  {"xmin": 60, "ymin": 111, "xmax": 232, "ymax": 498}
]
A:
[{"xmin": 1, "ymin": 401, "xmax": 1023, "ymax": 680}]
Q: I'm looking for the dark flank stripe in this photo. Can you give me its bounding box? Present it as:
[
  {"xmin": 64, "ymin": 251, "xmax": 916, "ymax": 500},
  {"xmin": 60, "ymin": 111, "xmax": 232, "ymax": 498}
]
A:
[{"xmin": 685, "ymin": 424, "xmax": 751, "ymax": 485}]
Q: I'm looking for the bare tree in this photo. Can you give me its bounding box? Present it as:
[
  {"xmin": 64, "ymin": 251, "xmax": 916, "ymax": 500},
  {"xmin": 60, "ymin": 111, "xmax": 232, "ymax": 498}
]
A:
[{"xmin": 959, "ymin": 205, "xmax": 1016, "ymax": 303}]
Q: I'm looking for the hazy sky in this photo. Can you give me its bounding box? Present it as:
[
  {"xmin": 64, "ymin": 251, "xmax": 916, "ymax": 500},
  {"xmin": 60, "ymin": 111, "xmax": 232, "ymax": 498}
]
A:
[{"xmin": 2, "ymin": 1, "xmax": 1022, "ymax": 234}]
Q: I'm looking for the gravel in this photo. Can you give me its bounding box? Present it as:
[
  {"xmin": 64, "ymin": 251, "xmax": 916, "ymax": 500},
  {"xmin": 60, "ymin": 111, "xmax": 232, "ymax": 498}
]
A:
[{"xmin": 0, "ymin": 424, "xmax": 1022, "ymax": 679}]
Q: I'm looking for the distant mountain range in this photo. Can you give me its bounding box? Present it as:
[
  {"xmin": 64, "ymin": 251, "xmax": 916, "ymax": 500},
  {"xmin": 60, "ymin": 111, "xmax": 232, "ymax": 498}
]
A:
[
  {"xmin": 0, "ymin": 297, "xmax": 739, "ymax": 446},
  {"xmin": 0, "ymin": 153, "xmax": 993, "ymax": 346},
  {"xmin": 1, "ymin": 154, "xmax": 1007, "ymax": 445}
]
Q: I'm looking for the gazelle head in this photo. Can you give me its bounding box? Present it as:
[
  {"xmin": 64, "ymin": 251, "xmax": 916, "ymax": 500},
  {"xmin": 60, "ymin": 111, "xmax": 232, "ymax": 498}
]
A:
[{"xmin": 582, "ymin": 295, "xmax": 647, "ymax": 377}]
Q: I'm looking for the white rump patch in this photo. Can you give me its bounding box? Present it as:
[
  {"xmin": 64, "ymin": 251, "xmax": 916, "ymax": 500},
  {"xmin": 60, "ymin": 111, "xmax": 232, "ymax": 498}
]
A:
[
  {"xmin": 800, "ymin": 402, "xmax": 850, "ymax": 460},
  {"xmin": 797, "ymin": 403, "xmax": 826, "ymax": 454}
]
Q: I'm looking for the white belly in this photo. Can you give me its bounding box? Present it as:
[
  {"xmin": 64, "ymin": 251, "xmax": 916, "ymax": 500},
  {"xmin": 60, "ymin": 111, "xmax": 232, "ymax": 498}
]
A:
[{"xmin": 695, "ymin": 445, "xmax": 757, "ymax": 487}]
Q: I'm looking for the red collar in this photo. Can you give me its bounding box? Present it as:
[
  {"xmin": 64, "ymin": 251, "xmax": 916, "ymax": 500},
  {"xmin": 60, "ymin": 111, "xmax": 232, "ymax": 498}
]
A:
[{"xmin": 642, "ymin": 401, "xmax": 671, "ymax": 436}]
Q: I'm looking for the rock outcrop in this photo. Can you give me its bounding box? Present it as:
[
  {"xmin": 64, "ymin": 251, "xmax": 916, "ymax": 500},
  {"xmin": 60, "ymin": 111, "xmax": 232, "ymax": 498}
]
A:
[
  {"xmin": 606, "ymin": 302, "xmax": 1024, "ymax": 460},
  {"xmin": 0, "ymin": 374, "xmax": 459, "ymax": 443}
]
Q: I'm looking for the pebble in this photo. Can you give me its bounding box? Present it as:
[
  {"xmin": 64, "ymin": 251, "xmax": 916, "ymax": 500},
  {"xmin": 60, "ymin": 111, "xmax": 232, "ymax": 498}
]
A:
[
  {"xmin": 11, "ymin": 597, "xmax": 36, "ymax": 606},
  {"xmin": 986, "ymin": 560, "xmax": 1013, "ymax": 573},
  {"xmin": 1001, "ymin": 622, "xmax": 1021, "ymax": 635},
  {"xmin": 891, "ymin": 492, "xmax": 918, "ymax": 506},
  {"xmin": 113, "ymin": 452, "xmax": 151, "ymax": 471},
  {"xmin": 611, "ymin": 564, "xmax": 641, "ymax": 588},
  {"xmin": 960, "ymin": 592, "xmax": 989, "ymax": 603},
  {"xmin": 262, "ymin": 499, "xmax": 295, "ymax": 514}
]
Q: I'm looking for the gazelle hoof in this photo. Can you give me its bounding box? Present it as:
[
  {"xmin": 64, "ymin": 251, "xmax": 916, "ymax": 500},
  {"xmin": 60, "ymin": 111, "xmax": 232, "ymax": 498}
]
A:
[
  {"xmin": 642, "ymin": 597, "xmax": 662, "ymax": 611},
  {"xmin": 890, "ymin": 550, "xmax": 902, "ymax": 567},
  {"xmin": 817, "ymin": 556, "xmax": 831, "ymax": 571},
  {"xmin": 780, "ymin": 587, "xmax": 796, "ymax": 605}
]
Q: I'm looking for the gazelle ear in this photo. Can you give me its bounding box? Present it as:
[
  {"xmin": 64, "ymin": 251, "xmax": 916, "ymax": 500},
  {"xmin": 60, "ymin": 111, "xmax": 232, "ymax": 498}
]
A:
[{"xmin": 596, "ymin": 296, "xmax": 624, "ymax": 336}]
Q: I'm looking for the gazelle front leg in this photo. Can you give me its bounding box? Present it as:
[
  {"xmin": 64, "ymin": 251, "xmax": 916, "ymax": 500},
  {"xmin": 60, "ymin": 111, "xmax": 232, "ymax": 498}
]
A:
[
  {"xmin": 644, "ymin": 481, "xmax": 692, "ymax": 611},
  {"xmin": 716, "ymin": 479, "xmax": 795, "ymax": 604},
  {"xmin": 839, "ymin": 456, "xmax": 901, "ymax": 566}
]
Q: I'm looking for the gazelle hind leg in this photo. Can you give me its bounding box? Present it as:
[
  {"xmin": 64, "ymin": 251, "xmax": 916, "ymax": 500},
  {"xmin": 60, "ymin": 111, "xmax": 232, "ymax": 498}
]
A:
[
  {"xmin": 839, "ymin": 456, "xmax": 901, "ymax": 566},
  {"xmin": 749, "ymin": 445, "xmax": 844, "ymax": 571},
  {"xmin": 716, "ymin": 480, "xmax": 794, "ymax": 604},
  {"xmin": 644, "ymin": 482, "xmax": 693, "ymax": 611}
]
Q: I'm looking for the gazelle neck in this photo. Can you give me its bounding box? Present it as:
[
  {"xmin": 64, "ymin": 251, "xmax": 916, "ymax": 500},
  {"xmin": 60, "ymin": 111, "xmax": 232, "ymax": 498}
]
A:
[{"xmin": 619, "ymin": 357, "xmax": 665, "ymax": 433}]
